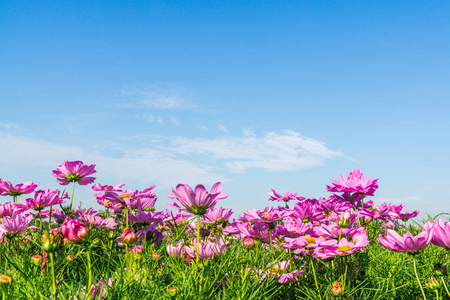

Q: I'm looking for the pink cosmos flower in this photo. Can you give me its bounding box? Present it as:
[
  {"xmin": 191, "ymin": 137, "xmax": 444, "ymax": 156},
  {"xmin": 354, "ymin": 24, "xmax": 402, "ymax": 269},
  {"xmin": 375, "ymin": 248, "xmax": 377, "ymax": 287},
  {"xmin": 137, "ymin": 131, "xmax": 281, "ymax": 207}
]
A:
[
  {"xmin": 0, "ymin": 202, "xmax": 29, "ymax": 217},
  {"xmin": 128, "ymin": 207, "xmax": 165, "ymax": 225},
  {"xmin": 204, "ymin": 207, "xmax": 233, "ymax": 224},
  {"xmin": 52, "ymin": 160, "xmax": 96, "ymax": 186},
  {"xmin": 0, "ymin": 179, "xmax": 40, "ymax": 196},
  {"xmin": 25, "ymin": 189, "xmax": 65, "ymax": 211},
  {"xmin": 428, "ymin": 219, "xmax": 450, "ymax": 249},
  {"xmin": 377, "ymin": 229, "xmax": 432, "ymax": 253},
  {"xmin": 167, "ymin": 240, "xmax": 191, "ymax": 260},
  {"xmin": 241, "ymin": 207, "xmax": 287, "ymax": 224},
  {"xmin": 167, "ymin": 183, "xmax": 223, "ymax": 215},
  {"xmin": 327, "ymin": 169, "xmax": 378, "ymax": 196},
  {"xmin": 91, "ymin": 183, "xmax": 125, "ymax": 192},
  {"xmin": 278, "ymin": 269, "xmax": 307, "ymax": 284},
  {"xmin": 0, "ymin": 213, "xmax": 36, "ymax": 238},
  {"xmin": 61, "ymin": 217, "xmax": 89, "ymax": 244},
  {"xmin": 268, "ymin": 189, "xmax": 305, "ymax": 203}
]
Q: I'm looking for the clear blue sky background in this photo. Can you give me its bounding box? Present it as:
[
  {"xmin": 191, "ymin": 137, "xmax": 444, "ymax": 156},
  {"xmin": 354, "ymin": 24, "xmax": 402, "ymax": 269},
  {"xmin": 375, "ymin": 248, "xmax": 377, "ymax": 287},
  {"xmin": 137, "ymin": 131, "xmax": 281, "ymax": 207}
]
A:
[{"xmin": 1, "ymin": 1, "xmax": 449, "ymax": 218}]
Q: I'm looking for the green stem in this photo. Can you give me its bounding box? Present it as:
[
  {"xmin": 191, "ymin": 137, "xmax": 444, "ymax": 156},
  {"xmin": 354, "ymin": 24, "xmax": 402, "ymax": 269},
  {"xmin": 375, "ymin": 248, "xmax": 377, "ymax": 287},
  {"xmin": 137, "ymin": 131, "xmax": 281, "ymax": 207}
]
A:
[
  {"xmin": 49, "ymin": 252, "xmax": 56, "ymax": 296},
  {"xmin": 412, "ymin": 256, "xmax": 427, "ymax": 300},
  {"xmin": 5, "ymin": 238, "xmax": 10, "ymax": 270},
  {"xmin": 125, "ymin": 208, "xmax": 129, "ymax": 229},
  {"xmin": 441, "ymin": 277, "xmax": 450, "ymax": 298},
  {"xmin": 435, "ymin": 289, "xmax": 440, "ymax": 300},
  {"xmin": 39, "ymin": 211, "xmax": 42, "ymax": 232},
  {"xmin": 310, "ymin": 257, "xmax": 323, "ymax": 300},
  {"xmin": 69, "ymin": 182, "xmax": 75, "ymax": 211},
  {"xmin": 196, "ymin": 215, "xmax": 201, "ymax": 263},
  {"xmin": 13, "ymin": 195, "xmax": 17, "ymax": 203},
  {"xmin": 86, "ymin": 250, "xmax": 92, "ymax": 300},
  {"xmin": 2, "ymin": 291, "xmax": 5, "ymax": 300}
]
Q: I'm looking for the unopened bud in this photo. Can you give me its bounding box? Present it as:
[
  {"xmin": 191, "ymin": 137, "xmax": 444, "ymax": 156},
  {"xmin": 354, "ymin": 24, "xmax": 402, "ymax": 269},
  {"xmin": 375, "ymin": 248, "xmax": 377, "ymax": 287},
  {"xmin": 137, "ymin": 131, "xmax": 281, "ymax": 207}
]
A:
[
  {"xmin": 31, "ymin": 255, "xmax": 42, "ymax": 266},
  {"xmin": 428, "ymin": 277, "xmax": 440, "ymax": 290},
  {"xmin": 77, "ymin": 227, "xmax": 89, "ymax": 240},
  {"xmin": 152, "ymin": 253, "xmax": 161, "ymax": 260},
  {"xmin": 41, "ymin": 232, "xmax": 59, "ymax": 252},
  {"xmin": 0, "ymin": 275, "xmax": 13, "ymax": 285},
  {"xmin": 67, "ymin": 255, "xmax": 74, "ymax": 262},
  {"xmin": 167, "ymin": 286, "xmax": 179, "ymax": 296},
  {"xmin": 121, "ymin": 228, "xmax": 137, "ymax": 246},
  {"xmin": 243, "ymin": 238, "xmax": 255, "ymax": 249},
  {"xmin": 331, "ymin": 281, "xmax": 343, "ymax": 296}
]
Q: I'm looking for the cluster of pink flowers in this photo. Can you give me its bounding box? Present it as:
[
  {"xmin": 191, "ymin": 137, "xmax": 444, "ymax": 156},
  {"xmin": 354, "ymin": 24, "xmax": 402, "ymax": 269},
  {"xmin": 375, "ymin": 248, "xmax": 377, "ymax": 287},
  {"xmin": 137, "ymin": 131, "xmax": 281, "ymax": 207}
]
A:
[{"xmin": 2, "ymin": 161, "xmax": 446, "ymax": 294}]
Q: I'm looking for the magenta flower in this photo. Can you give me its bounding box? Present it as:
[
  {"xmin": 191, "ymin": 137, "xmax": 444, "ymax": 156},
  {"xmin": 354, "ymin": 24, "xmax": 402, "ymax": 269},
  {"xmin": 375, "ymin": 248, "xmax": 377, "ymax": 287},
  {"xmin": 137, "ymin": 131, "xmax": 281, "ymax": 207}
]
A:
[
  {"xmin": 128, "ymin": 207, "xmax": 165, "ymax": 225},
  {"xmin": 278, "ymin": 269, "xmax": 307, "ymax": 284},
  {"xmin": 0, "ymin": 179, "xmax": 40, "ymax": 197},
  {"xmin": 0, "ymin": 213, "xmax": 36, "ymax": 238},
  {"xmin": 204, "ymin": 207, "xmax": 233, "ymax": 224},
  {"xmin": 25, "ymin": 189, "xmax": 65, "ymax": 211},
  {"xmin": 0, "ymin": 202, "xmax": 29, "ymax": 217},
  {"xmin": 61, "ymin": 217, "xmax": 89, "ymax": 244},
  {"xmin": 242, "ymin": 207, "xmax": 287, "ymax": 224},
  {"xmin": 268, "ymin": 189, "xmax": 305, "ymax": 203},
  {"xmin": 91, "ymin": 183, "xmax": 125, "ymax": 192},
  {"xmin": 428, "ymin": 219, "xmax": 450, "ymax": 249},
  {"xmin": 327, "ymin": 169, "xmax": 379, "ymax": 196},
  {"xmin": 167, "ymin": 240, "xmax": 190, "ymax": 260},
  {"xmin": 377, "ymin": 229, "xmax": 432, "ymax": 253},
  {"xmin": 167, "ymin": 183, "xmax": 223, "ymax": 215},
  {"xmin": 52, "ymin": 160, "xmax": 96, "ymax": 186}
]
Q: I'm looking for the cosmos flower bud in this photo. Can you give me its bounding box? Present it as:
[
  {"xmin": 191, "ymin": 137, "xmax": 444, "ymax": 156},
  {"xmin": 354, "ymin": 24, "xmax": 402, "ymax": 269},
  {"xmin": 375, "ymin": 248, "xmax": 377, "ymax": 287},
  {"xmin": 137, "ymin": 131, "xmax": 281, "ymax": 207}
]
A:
[
  {"xmin": 243, "ymin": 238, "xmax": 255, "ymax": 249},
  {"xmin": 167, "ymin": 286, "xmax": 179, "ymax": 296},
  {"xmin": 67, "ymin": 255, "xmax": 75, "ymax": 262},
  {"xmin": 31, "ymin": 255, "xmax": 42, "ymax": 266},
  {"xmin": 0, "ymin": 275, "xmax": 13, "ymax": 285},
  {"xmin": 121, "ymin": 228, "xmax": 137, "ymax": 246},
  {"xmin": 428, "ymin": 277, "xmax": 440, "ymax": 290},
  {"xmin": 331, "ymin": 282, "xmax": 343, "ymax": 296},
  {"xmin": 61, "ymin": 217, "xmax": 89, "ymax": 244},
  {"xmin": 41, "ymin": 231, "xmax": 59, "ymax": 252},
  {"xmin": 152, "ymin": 253, "xmax": 161, "ymax": 260}
]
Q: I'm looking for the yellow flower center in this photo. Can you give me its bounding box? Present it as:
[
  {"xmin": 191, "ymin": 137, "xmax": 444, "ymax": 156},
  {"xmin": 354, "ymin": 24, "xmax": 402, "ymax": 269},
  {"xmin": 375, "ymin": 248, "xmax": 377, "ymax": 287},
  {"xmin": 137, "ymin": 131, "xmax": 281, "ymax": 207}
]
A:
[
  {"xmin": 304, "ymin": 237, "xmax": 315, "ymax": 245},
  {"xmin": 338, "ymin": 245, "xmax": 352, "ymax": 253}
]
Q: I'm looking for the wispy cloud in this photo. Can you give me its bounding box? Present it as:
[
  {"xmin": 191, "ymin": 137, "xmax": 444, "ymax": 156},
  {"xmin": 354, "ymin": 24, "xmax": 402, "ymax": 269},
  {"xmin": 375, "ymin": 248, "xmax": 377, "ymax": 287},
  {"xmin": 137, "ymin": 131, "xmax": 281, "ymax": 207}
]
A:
[
  {"xmin": 119, "ymin": 85, "xmax": 194, "ymax": 110},
  {"xmin": 0, "ymin": 130, "xmax": 341, "ymax": 188},
  {"xmin": 0, "ymin": 133, "xmax": 226, "ymax": 188},
  {"xmin": 164, "ymin": 129, "xmax": 341, "ymax": 173},
  {"xmin": 135, "ymin": 113, "xmax": 164, "ymax": 124},
  {"xmin": 218, "ymin": 124, "xmax": 228, "ymax": 133},
  {"xmin": 0, "ymin": 122, "xmax": 20, "ymax": 130}
]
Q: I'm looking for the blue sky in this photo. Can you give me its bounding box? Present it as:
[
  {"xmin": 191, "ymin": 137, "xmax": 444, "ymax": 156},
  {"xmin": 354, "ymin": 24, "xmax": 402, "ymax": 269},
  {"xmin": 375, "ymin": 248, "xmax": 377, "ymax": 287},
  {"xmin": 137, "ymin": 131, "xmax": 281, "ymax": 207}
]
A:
[{"xmin": 1, "ymin": 1, "xmax": 449, "ymax": 218}]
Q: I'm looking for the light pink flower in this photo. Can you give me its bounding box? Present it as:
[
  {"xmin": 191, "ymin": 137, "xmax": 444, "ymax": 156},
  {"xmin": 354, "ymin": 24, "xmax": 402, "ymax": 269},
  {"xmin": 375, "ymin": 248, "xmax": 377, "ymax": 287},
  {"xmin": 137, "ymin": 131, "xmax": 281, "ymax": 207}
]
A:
[
  {"xmin": 52, "ymin": 160, "xmax": 96, "ymax": 186},
  {"xmin": 377, "ymin": 229, "xmax": 432, "ymax": 253},
  {"xmin": 0, "ymin": 179, "xmax": 39, "ymax": 196}
]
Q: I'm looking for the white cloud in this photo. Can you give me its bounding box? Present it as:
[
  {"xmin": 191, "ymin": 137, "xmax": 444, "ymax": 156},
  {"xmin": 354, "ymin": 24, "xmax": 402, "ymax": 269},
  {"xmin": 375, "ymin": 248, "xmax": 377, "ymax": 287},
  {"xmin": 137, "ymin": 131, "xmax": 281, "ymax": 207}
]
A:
[
  {"xmin": 218, "ymin": 124, "xmax": 228, "ymax": 133},
  {"xmin": 0, "ymin": 130, "xmax": 341, "ymax": 189},
  {"xmin": 0, "ymin": 122, "xmax": 20, "ymax": 130},
  {"xmin": 119, "ymin": 85, "xmax": 193, "ymax": 110},
  {"xmin": 164, "ymin": 130, "xmax": 341, "ymax": 173},
  {"xmin": 0, "ymin": 133, "xmax": 226, "ymax": 189}
]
